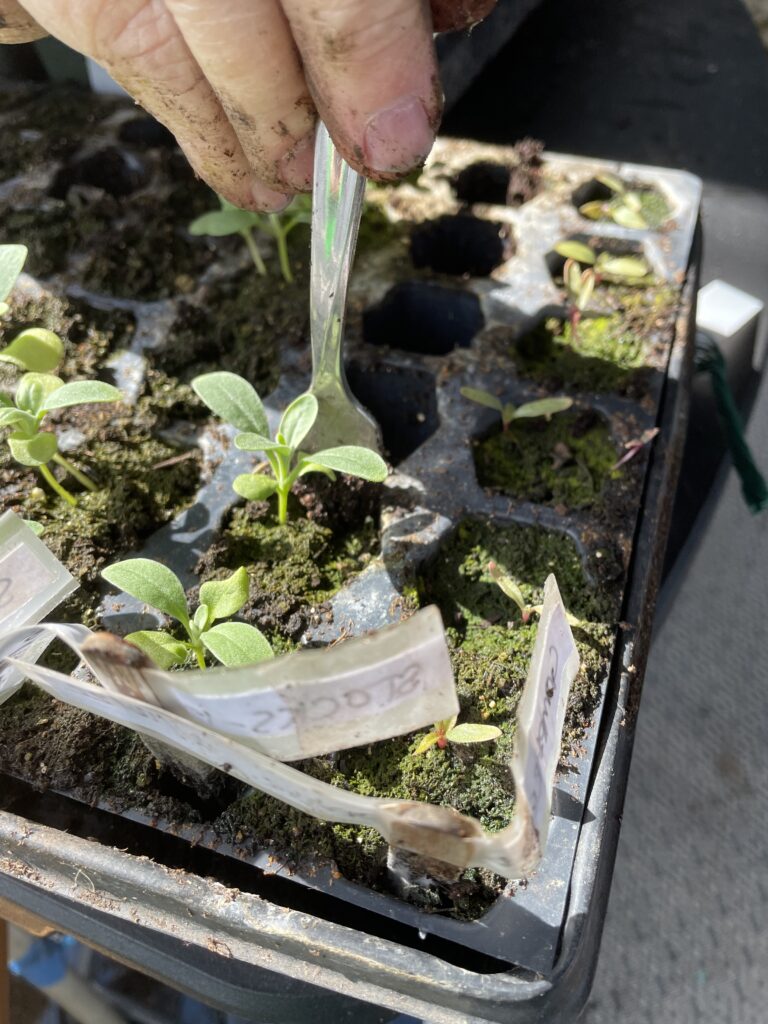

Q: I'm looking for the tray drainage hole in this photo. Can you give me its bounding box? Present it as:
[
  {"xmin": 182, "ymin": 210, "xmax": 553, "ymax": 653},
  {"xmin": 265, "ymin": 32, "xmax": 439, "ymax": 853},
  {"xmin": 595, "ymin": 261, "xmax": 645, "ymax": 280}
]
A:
[
  {"xmin": 346, "ymin": 363, "xmax": 438, "ymax": 464},
  {"xmin": 362, "ymin": 280, "xmax": 484, "ymax": 355},
  {"xmin": 49, "ymin": 146, "xmax": 150, "ymax": 199},
  {"xmin": 472, "ymin": 407, "xmax": 618, "ymax": 510},
  {"xmin": 410, "ymin": 214, "xmax": 513, "ymax": 277},
  {"xmin": 453, "ymin": 161, "xmax": 512, "ymax": 205}
]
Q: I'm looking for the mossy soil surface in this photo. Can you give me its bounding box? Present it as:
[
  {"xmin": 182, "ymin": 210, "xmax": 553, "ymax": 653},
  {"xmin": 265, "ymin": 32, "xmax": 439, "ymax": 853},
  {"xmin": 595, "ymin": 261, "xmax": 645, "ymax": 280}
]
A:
[
  {"xmin": 473, "ymin": 408, "xmax": 619, "ymax": 511},
  {"xmin": 499, "ymin": 284, "xmax": 678, "ymax": 398}
]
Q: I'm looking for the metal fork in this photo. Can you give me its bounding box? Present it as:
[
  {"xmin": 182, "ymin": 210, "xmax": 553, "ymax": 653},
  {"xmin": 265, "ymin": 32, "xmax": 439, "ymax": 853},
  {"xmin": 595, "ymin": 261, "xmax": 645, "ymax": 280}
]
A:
[{"xmin": 302, "ymin": 122, "xmax": 382, "ymax": 454}]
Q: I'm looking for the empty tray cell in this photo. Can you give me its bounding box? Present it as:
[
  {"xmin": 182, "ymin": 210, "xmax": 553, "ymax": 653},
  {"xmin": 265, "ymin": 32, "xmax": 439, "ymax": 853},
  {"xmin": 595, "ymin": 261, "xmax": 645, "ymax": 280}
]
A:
[
  {"xmin": 410, "ymin": 214, "xmax": 513, "ymax": 276},
  {"xmin": 453, "ymin": 161, "xmax": 511, "ymax": 205},
  {"xmin": 362, "ymin": 280, "xmax": 484, "ymax": 355},
  {"xmin": 346, "ymin": 362, "xmax": 439, "ymax": 464}
]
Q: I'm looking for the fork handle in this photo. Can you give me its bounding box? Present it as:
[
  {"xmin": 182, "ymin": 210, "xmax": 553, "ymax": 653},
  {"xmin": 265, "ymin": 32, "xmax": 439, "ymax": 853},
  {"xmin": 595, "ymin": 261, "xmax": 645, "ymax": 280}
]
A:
[{"xmin": 309, "ymin": 123, "xmax": 366, "ymax": 390}]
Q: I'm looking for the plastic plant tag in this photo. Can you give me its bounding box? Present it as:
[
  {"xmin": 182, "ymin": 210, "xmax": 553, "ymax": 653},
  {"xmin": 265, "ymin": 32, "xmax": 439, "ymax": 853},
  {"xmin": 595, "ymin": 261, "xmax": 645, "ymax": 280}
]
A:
[
  {"xmin": 0, "ymin": 511, "xmax": 78, "ymax": 700},
  {"xmin": 0, "ymin": 579, "xmax": 578, "ymax": 878},
  {"xmin": 510, "ymin": 573, "xmax": 580, "ymax": 856}
]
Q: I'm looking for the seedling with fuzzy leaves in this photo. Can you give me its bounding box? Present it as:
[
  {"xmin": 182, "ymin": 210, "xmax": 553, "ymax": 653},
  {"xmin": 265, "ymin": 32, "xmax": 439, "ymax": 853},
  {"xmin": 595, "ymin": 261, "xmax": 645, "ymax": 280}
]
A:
[
  {"xmin": 191, "ymin": 371, "xmax": 388, "ymax": 524},
  {"xmin": 0, "ymin": 309, "xmax": 121, "ymax": 505},
  {"xmin": 189, "ymin": 195, "xmax": 311, "ymax": 284},
  {"xmin": 579, "ymin": 173, "xmax": 670, "ymax": 230},
  {"xmin": 414, "ymin": 715, "xmax": 502, "ymax": 754},
  {"xmin": 461, "ymin": 387, "xmax": 572, "ymax": 432},
  {"xmin": 102, "ymin": 559, "xmax": 272, "ymax": 670}
]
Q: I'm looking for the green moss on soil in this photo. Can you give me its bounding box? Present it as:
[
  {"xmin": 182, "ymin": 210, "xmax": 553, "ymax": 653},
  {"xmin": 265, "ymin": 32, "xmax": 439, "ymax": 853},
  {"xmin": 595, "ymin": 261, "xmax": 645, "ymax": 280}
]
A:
[
  {"xmin": 473, "ymin": 409, "xmax": 619, "ymax": 510},
  {"xmin": 220, "ymin": 518, "xmax": 616, "ymax": 915},
  {"xmin": 512, "ymin": 286, "xmax": 677, "ymax": 394}
]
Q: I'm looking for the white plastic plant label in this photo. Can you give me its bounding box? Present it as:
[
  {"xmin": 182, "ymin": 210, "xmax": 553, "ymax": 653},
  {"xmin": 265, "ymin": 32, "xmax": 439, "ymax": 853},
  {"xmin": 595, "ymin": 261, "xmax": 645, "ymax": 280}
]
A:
[
  {"xmin": 511, "ymin": 573, "xmax": 580, "ymax": 855},
  {"xmin": 0, "ymin": 511, "xmax": 78, "ymax": 700}
]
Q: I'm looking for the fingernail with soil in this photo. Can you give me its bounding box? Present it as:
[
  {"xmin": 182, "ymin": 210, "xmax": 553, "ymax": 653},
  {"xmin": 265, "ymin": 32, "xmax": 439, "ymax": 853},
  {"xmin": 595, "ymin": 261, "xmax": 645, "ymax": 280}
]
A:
[
  {"xmin": 364, "ymin": 95, "xmax": 434, "ymax": 175},
  {"xmin": 279, "ymin": 133, "xmax": 314, "ymax": 192},
  {"xmin": 251, "ymin": 180, "xmax": 292, "ymax": 213}
]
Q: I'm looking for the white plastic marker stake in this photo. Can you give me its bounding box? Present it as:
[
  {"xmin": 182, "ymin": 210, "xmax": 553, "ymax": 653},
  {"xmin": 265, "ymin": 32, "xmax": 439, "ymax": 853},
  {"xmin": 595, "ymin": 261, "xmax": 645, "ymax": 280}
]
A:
[
  {"xmin": 0, "ymin": 575, "xmax": 580, "ymax": 879},
  {"xmin": 0, "ymin": 511, "xmax": 77, "ymax": 697}
]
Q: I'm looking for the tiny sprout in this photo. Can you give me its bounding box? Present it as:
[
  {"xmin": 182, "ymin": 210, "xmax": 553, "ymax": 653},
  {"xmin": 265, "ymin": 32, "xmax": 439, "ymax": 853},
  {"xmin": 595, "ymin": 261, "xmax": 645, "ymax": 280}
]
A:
[
  {"xmin": 101, "ymin": 559, "xmax": 272, "ymax": 670},
  {"xmin": 414, "ymin": 715, "xmax": 502, "ymax": 755},
  {"xmin": 555, "ymin": 241, "xmax": 652, "ymax": 287},
  {"xmin": 461, "ymin": 386, "xmax": 572, "ymax": 431},
  {"xmin": 612, "ymin": 427, "xmax": 659, "ymax": 470},
  {"xmin": 579, "ymin": 173, "xmax": 670, "ymax": 230},
  {"xmin": 488, "ymin": 561, "xmax": 538, "ymax": 624},
  {"xmin": 189, "ymin": 195, "xmax": 311, "ymax": 283},
  {"xmin": 191, "ymin": 371, "xmax": 388, "ymax": 524},
  {"xmin": 489, "ymin": 560, "xmax": 585, "ymax": 629},
  {"xmin": 0, "ymin": 260, "xmax": 121, "ymax": 505},
  {"xmin": 562, "ymin": 258, "xmax": 596, "ymax": 341}
]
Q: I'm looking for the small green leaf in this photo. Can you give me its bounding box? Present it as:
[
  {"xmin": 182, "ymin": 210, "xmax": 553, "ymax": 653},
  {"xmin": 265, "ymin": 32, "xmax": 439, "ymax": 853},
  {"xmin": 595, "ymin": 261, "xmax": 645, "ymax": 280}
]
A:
[
  {"xmin": 460, "ymin": 387, "xmax": 504, "ymax": 414},
  {"xmin": 611, "ymin": 206, "xmax": 648, "ymax": 230},
  {"xmin": 595, "ymin": 172, "xmax": 624, "ymax": 194},
  {"xmin": 0, "ymin": 244, "xmax": 26, "ymax": 303},
  {"xmin": 577, "ymin": 270, "xmax": 596, "ymax": 310},
  {"xmin": 308, "ymin": 446, "xmax": 388, "ymax": 481},
  {"xmin": 41, "ymin": 380, "xmax": 121, "ymax": 411},
  {"xmin": 578, "ymin": 200, "xmax": 606, "ymax": 220},
  {"xmin": 124, "ymin": 630, "xmax": 189, "ymax": 670},
  {"xmin": 414, "ymin": 731, "xmax": 440, "ymax": 755},
  {"xmin": 191, "ymin": 372, "xmax": 269, "ymax": 435},
  {"xmin": 193, "ymin": 604, "xmax": 210, "ymax": 632},
  {"xmin": 624, "ymin": 191, "xmax": 643, "ymax": 212},
  {"xmin": 102, "ymin": 558, "xmax": 191, "ymax": 628},
  {"xmin": 199, "ymin": 566, "xmax": 250, "ymax": 622},
  {"xmin": 0, "ymin": 328, "xmax": 64, "ymax": 373},
  {"xmin": 501, "ymin": 402, "xmax": 517, "ymax": 428},
  {"xmin": 234, "ymin": 432, "xmax": 287, "ymax": 453},
  {"xmin": 16, "ymin": 373, "xmax": 63, "ymax": 415},
  {"xmin": 0, "ymin": 407, "xmax": 37, "ymax": 431},
  {"xmin": 0, "ymin": 303, "xmax": 8, "ymax": 316},
  {"xmin": 446, "ymin": 723, "xmax": 502, "ymax": 744},
  {"xmin": 553, "ymin": 241, "xmax": 596, "ymax": 264},
  {"xmin": 278, "ymin": 393, "xmax": 318, "ymax": 450},
  {"xmin": 488, "ymin": 561, "xmax": 528, "ymax": 617},
  {"xmin": 564, "ymin": 259, "xmax": 583, "ymax": 296},
  {"xmin": 233, "ymin": 473, "xmax": 279, "ymax": 501},
  {"xmin": 21, "ymin": 519, "xmax": 44, "ymax": 536},
  {"xmin": 188, "ymin": 208, "xmax": 259, "ymax": 236},
  {"xmin": 201, "ymin": 621, "xmax": 274, "ymax": 666},
  {"xmin": 8, "ymin": 430, "xmax": 57, "ymax": 466},
  {"xmin": 596, "ymin": 255, "xmax": 650, "ymax": 279},
  {"xmin": 513, "ymin": 397, "xmax": 573, "ymax": 420}
]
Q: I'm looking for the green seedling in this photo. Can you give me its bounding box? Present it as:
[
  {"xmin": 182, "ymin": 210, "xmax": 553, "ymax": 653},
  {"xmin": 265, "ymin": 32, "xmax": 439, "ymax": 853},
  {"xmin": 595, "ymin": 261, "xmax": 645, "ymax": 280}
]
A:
[
  {"xmin": 414, "ymin": 715, "xmax": 502, "ymax": 754},
  {"xmin": 191, "ymin": 371, "xmax": 388, "ymax": 525},
  {"xmin": 489, "ymin": 560, "xmax": 585, "ymax": 628},
  {"xmin": 562, "ymin": 257, "xmax": 596, "ymax": 340},
  {"xmin": 0, "ymin": 312, "xmax": 121, "ymax": 506},
  {"xmin": 555, "ymin": 241, "xmax": 651, "ymax": 286},
  {"xmin": 579, "ymin": 173, "xmax": 670, "ymax": 230},
  {"xmin": 189, "ymin": 195, "xmax": 311, "ymax": 283},
  {"xmin": 101, "ymin": 559, "xmax": 272, "ymax": 670},
  {"xmin": 460, "ymin": 387, "xmax": 573, "ymax": 432}
]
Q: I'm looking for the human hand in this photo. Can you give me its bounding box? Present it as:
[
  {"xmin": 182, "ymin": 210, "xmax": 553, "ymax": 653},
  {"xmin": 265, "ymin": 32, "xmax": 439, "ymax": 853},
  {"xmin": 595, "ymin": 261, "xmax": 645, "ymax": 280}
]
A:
[{"xmin": 0, "ymin": 0, "xmax": 497, "ymax": 210}]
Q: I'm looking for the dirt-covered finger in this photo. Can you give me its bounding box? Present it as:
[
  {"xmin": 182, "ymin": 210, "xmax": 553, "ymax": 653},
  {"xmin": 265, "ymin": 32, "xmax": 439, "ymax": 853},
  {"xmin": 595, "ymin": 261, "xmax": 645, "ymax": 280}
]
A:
[
  {"xmin": 165, "ymin": 0, "xmax": 316, "ymax": 193},
  {"xmin": 281, "ymin": 0, "xmax": 442, "ymax": 180},
  {"xmin": 17, "ymin": 0, "xmax": 290, "ymax": 209},
  {"xmin": 429, "ymin": 0, "xmax": 497, "ymax": 32}
]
